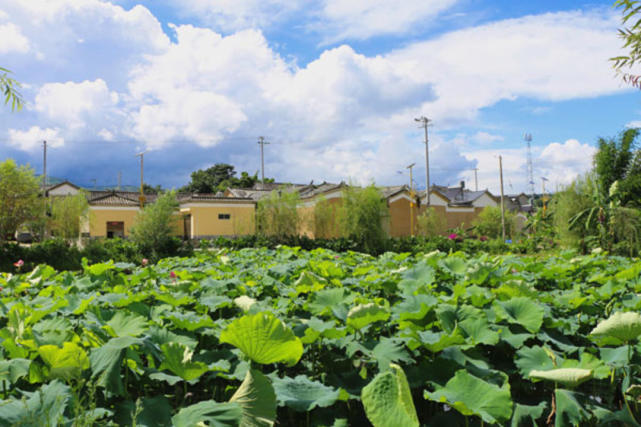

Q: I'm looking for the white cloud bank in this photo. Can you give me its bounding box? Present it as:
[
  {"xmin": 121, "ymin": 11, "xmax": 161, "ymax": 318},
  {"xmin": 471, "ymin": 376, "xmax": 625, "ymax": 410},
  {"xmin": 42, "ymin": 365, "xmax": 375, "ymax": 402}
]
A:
[{"xmin": 0, "ymin": 3, "xmax": 629, "ymax": 189}]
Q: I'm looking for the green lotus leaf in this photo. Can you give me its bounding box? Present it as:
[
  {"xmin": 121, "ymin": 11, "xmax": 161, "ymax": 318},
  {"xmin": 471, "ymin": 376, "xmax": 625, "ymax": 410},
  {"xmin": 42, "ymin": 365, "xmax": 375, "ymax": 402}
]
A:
[
  {"xmin": 459, "ymin": 318, "xmax": 500, "ymax": 346},
  {"xmin": 590, "ymin": 312, "xmax": 641, "ymax": 343},
  {"xmin": 229, "ymin": 369, "xmax": 276, "ymax": 427},
  {"xmin": 38, "ymin": 342, "xmax": 90, "ymax": 381},
  {"xmin": 510, "ymin": 402, "xmax": 547, "ymax": 427},
  {"xmin": 159, "ymin": 342, "xmax": 208, "ymax": 381},
  {"xmin": 272, "ymin": 375, "xmax": 340, "ymax": 412},
  {"xmin": 529, "ymin": 368, "xmax": 593, "ymax": 388},
  {"xmin": 172, "ymin": 401, "xmax": 242, "ymax": 427},
  {"xmin": 440, "ymin": 257, "xmax": 467, "ymax": 276},
  {"xmin": 417, "ymin": 330, "xmax": 465, "ymax": 353},
  {"xmin": 90, "ymin": 336, "xmax": 143, "ymax": 395},
  {"xmin": 425, "ymin": 369, "xmax": 513, "ymax": 424},
  {"xmin": 0, "ymin": 380, "xmax": 71, "ymax": 426},
  {"xmin": 0, "ymin": 358, "xmax": 30, "ymax": 384},
  {"xmin": 346, "ymin": 303, "xmax": 390, "ymax": 330},
  {"xmin": 495, "ymin": 297, "xmax": 544, "ymax": 333},
  {"xmin": 514, "ymin": 346, "xmax": 557, "ymax": 377},
  {"xmin": 554, "ymin": 389, "xmax": 590, "ymax": 426},
  {"xmin": 105, "ymin": 311, "xmax": 149, "ymax": 337},
  {"xmin": 361, "ymin": 364, "xmax": 419, "ymax": 427},
  {"xmin": 220, "ymin": 312, "xmax": 303, "ymax": 366}
]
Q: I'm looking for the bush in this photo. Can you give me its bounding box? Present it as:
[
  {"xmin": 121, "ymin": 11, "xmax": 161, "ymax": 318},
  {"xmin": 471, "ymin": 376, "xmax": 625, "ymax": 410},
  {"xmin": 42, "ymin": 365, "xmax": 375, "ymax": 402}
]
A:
[
  {"xmin": 130, "ymin": 191, "xmax": 180, "ymax": 260},
  {"xmin": 417, "ymin": 207, "xmax": 446, "ymax": 237},
  {"xmin": 256, "ymin": 189, "xmax": 300, "ymax": 237},
  {"xmin": 339, "ymin": 184, "xmax": 388, "ymax": 254},
  {"xmin": 472, "ymin": 206, "xmax": 516, "ymax": 239}
]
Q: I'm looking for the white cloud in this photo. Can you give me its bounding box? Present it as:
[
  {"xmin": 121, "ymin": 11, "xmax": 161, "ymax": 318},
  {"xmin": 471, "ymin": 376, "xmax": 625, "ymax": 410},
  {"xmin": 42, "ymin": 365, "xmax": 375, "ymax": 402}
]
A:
[
  {"xmin": 8, "ymin": 126, "xmax": 64, "ymax": 151},
  {"xmin": 472, "ymin": 131, "xmax": 504, "ymax": 144},
  {"xmin": 313, "ymin": 0, "xmax": 459, "ymax": 43},
  {"xmin": 0, "ymin": 22, "xmax": 29, "ymax": 54},
  {"xmin": 168, "ymin": 0, "xmax": 303, "ymax": 33},
  {"xmin": 389, "ymin": 10, "xmax": 628, "ymax": 126},
  {"xmin": 463, "ymin": 139, "xmax": 595, "ymax": 194},
  {"xmin": 626, "ymin": 120, "xmax": 641, "ymax": 128},
  {"xmin": 35, "ymin": 79, "xmax": 119, "ymax": 129}
]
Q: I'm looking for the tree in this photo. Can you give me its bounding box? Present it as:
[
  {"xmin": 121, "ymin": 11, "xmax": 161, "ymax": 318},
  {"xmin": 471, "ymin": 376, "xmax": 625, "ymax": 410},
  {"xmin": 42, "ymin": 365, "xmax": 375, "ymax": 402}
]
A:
[
  {"xmin": 143, "ymin": 183, "xmax": 163, "ymax": 195},
  {"xmin": 594, "ymin": 128, "xmax": 640, "ymax": 203},
  {"xmin": 611, "ymin": 1, "xmax": 641, "ymax": 87},
  {"xmin": 417, "ymin": 207, "xmax": 446, "ymax": 237},
  {"xmin": 1, "ymin": 67, "xmax": 22, "ymax": 111},
  {"xmin": 256, "ymin": 189, "xmax": 300, "ymax": 237},
  {"xmin": 49, "ymin": 192, "xmax": 90, "ymax": 241},
  {"xmin": 0, "ymin": 159, "xmax": 42, "ymax": 242},
  {"xmin": 130, "ymin": 191, "xmax": 179, "ymax": 259},
  {"xmin": 338, "ymin": 184, "xmax": 388, "ymax": 254},
  {"xmin": 182, "ymin": 163, "xmax": 271, "ymax": 193},
  {"xmin": 472, "ymin": 206, "xmax": 516, "ymax": 239},
  {"xmin": 313, "ymin": 196, "xmax": 338, "ymax": 239}
]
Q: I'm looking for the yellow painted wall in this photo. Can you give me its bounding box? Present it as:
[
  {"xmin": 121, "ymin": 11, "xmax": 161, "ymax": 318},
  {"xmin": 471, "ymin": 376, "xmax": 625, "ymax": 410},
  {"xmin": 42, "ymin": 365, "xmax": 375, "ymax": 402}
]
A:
[
  {"xmin": 89, "ymin": 209, "xmax": 139, "ymax": 237},
  {"xmin": 298, "ymin": 197, "xmax": 343, "ymax": 239},
  {"xmin": 417, "ymin": 205, "xmax": 484, "ymax": 233},
  {"xmin": 388, "ymin": 197, "xmax": 419, "ymax": 237},
  {"xmin": 188, "ymin": 205, "xmax": 255, "ymax": 237}
]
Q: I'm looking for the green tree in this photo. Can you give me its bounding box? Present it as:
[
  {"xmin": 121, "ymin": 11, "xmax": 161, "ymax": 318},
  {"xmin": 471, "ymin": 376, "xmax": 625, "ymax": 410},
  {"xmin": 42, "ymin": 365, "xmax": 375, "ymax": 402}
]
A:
[
  {"xmin": 256, "ymin": 189, "xmax": 300, "ymax": 237},
  {"xmin": 594, "ymin": 128, "xmax": 640, "ymax": 203},
  {"xmin": 1, "ymin": 67, "xmax": 22, "ymax": 111},
  {"xmin": 143, "ymin": 183, "xmax": 164, "ymax": 195},
  {"xmin": 472, "ymin": 206, "xmax": 516, "ymax": 239},
  {"xmin": 313, "ymin": 196, "xmax": 338, "ymax": 239},
  {"xmin": 338, "ymin": 184, "xmax": 388, "ymax": 254},
  {"xmin": 49, "ymin": 192, "xmax": 90, "ymax": 241},
  {"xmin": 0, "ymin": 159, "xmax": 42, "ymax": 241},
  {"xmin": 182, "ymin": 163, "xmax": 271, "ymax": 193},
  {"xmin": 130, "ymin": 191, "xmax": 179, "ymax": 259},
  {"xmin": 417, "ymin": 207, "xmax": 446, "ymax": 237}
]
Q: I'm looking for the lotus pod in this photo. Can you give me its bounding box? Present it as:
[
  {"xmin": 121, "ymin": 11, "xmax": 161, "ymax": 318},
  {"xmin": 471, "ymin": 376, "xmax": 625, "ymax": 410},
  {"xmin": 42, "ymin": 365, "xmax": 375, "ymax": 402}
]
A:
[
  {"xmin": 590, "ymin": 312, "xmax": 641, "ymax": 342},
  {"xmin": 529, "ymin": 368, "xmax": 593, "ymax": 388}
]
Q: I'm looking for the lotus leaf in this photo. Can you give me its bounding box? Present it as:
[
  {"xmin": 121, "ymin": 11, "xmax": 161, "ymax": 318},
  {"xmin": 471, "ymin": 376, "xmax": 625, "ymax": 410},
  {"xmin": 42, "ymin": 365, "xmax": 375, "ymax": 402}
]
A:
[{"xmin": 362, "ymin": 364, "xmax": 419, "ymax": 427}]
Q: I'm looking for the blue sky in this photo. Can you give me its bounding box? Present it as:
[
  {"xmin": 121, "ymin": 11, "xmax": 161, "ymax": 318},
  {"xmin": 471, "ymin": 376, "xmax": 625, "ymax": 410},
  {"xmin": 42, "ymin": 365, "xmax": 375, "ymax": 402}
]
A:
[{"xmin": 0, "ymin": 0, "xmax": 638, "ymax": 193}]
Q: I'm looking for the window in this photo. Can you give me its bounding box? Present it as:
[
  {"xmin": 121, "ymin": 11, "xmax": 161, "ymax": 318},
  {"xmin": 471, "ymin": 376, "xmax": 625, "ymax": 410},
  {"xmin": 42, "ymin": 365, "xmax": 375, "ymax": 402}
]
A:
[{"xmin": 218, "ymin": 213, "xmax": 231, "ymax": 220}]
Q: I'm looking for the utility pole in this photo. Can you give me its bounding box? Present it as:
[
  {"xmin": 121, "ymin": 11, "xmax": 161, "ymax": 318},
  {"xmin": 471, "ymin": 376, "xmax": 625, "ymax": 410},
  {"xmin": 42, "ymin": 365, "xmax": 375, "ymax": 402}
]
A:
[
  {"xmin": 42, "ymin": 140, "xmax": 47, "ymax": 191},
  {"xmin": 407, "ymin": 163, "xmax": 416, "ymax": 237},
  {"xmin": 414, "ymin": 116, "xmax": 431, "ymax": 206},
  {"xmin": 258, "ymin": 136, "xmax": 270, "ymax": 189},
  {"xmin": 135, "ymin": 152, "xmax": 146, "ymax": 208},
  {"xmin": 499, "ymin": 155, "xmax": 506, "ymax": 242},
  {"xmin": 117, "ymin": 171, "xmax": 122, "ymax": 190},
  {"xmin": 524, "ymin": 133, "xmax": 535, "ymax": 203}
]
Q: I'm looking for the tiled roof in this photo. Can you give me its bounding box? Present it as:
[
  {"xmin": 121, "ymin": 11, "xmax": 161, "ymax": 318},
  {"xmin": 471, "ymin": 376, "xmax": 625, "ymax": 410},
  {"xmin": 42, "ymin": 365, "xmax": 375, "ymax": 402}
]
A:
[
  {"xmin": 89, "ymin": 192, "xmax": 141, "ymax": 207},
  {"xmin": 417, "ymin": 185, "xmax": 498, "ymax": 206}
]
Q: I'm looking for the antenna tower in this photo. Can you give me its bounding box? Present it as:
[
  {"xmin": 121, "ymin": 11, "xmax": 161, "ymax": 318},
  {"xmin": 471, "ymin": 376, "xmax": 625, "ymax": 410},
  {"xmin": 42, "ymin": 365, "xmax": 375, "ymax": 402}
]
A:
[{"xmin": 524, "ymin": 133, "xmax": 535, "ymax": 200}]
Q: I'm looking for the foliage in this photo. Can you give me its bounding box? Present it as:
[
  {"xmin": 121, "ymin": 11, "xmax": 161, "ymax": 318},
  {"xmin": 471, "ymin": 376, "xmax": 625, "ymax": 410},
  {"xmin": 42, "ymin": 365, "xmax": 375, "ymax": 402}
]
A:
[
  {"xmin": 0, "ymin": 159, "xmax": 43, "ymax": 242},
  {"xmin": 594, "ymin": 127, "xmax": 641, "ymax": 204},
  {"xmin": 338, "ymin": 184, "xmax": 388, "ymax": 254},
  {"xmin": 181, "ymin": 163, "xmax": 272, "ymax": 194},
  {"xmin": 416, "ymin": 207, "xmax": 446, "ymax": 237},
  {"xmin": 256, "ymin": 189, "xmax": 300, "ymax": 237},
  {"xmin": 471, "ymin": 205, "xmax": 516, "ymax": 239},
  {"xmin": 142, "ymin": 183, "xmax": 164, "ymax": 195},
  {"xmin": 130, "ymin": 191, "xmax": 180, "ymax": 260},
  {"xmin": 50, "ymin": 192, "xmax": 90, "ymax": 241},
  {"xmin": 312, "ymin": 196, "xmax": 338, "ymax": 239},
  {"xmin": 0, "ymin": 67, "xmax": 23, "ymax": 111},
  {"xmin": 2, "ymin": 248, "xmax": 641, "ymax": 424}
]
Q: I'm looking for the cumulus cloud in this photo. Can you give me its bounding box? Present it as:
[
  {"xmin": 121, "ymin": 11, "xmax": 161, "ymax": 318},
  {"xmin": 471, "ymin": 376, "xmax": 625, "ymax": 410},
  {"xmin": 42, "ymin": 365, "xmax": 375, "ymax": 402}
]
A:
[
  {"xmin": 35, "ymin": 79, "xmax": 119, "ymax": 129},
  {"xmin": 463, "ymin": 139, "xmax": 595, "ymax": 194},
  {"xmin": 8, "ymin": 126, "xmax": 64, "ymax": 151},
  {"xmin": 0, "ymin": 22, "xmax": 30, "ymax": 54}
]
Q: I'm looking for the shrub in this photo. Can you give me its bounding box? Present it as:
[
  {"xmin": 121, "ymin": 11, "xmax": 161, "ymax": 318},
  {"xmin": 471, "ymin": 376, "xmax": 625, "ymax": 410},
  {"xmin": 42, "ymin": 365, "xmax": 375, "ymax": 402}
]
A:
[
  {"xmin": 472, "ymin": 206, "xmax": 516, "ymax": 239},
  {"xmin": 256, "ymin": 189, "xmax": 300, "ymax": 237},
  {"xmin": 338, "ymin": 184, "xmax": 388, "ymax": 254},
  {"xmin": 417, "ymin": 207, "xmax": 446, "ymax": 237},
  {"xmin": 130, "ymin": 191, "xmax": 180, "ymax": 260}
]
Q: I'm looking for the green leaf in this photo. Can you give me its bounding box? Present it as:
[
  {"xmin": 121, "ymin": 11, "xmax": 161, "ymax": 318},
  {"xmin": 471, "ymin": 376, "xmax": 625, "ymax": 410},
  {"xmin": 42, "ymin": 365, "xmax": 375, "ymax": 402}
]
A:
[
  {"xmin": 440, "ymin": 257, "xmax": 467, "ymax": 276},
  {"xmin": 38, "ymin": 342, "xmax": 90, "ymax": 381},
  {"xmin": 362, "ymin": 364, "xmax": 419, "ymax": 427},
  {"xmin": 511, "ymin": 402, "xmax": 547, "ymax": 427},
  {"xmin": 0, "ymin": 358, "xmax": 30, "ymax": 384},
  {"xmin": 417, "ymin": 330, "xmax": 465, "ymax": 353},
  {"xmin": 105, "ymin": 311, "xmax": 149, "ymax": 337},
  {"xmin": 159, "ymin": 343, "xmax": 208, "ymax": 381},
  {"xmin": 514, "ymin": 346, "xmax": 557, "ymax": 377},
  {"xmin": 495, "ymin": 297, "xmax": 544, "ymax": 333},
  {"xmin": 459, "ymin": 318, "xmax": 500, "ymax": 346},
  {"xmin": 529, "ymin": 368, "xmax": 593, "ymax": 388},
  {"xmin": 554, "ymin": 389, "xmax": 590, "ymax": 427},
  {"xmin": 425, "ymin": 369, "xmax": 513, "ymax": 424},
  {"xmin": 591, "ymin": 311, "xmax": 641, "ymax": 343},
  {"xmin": 0, "ymin": 380, "xmax": 71, "ymax": 426},
  {"xmin": 90, "ymin": 336, "xmax": 142, "ymax": 396},
  {"xmin": 172, "ymin": 401, "xmax": 242, "ymax": 427},
  {"xmin": 229, "ymin": 369, "xmax": 276, "ymax": 427},
  {"xmin": 220, "ymin": 312, "xmax": 303, "ymax": 366},
  {"xmin": 272, "ymin": 375, "xmax": 340, "ymax": 412},
  {"xmin": 346, "ymin": 303, "xmax": 390, "ymax": 330}
]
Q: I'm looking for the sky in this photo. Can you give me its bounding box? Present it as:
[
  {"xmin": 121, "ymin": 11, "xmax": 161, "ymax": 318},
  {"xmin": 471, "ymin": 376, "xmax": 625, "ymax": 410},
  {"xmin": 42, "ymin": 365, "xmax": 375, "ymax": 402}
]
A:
[{"xmin": 0, "ymin": 0, "xmax": 639, "ymax": 194}]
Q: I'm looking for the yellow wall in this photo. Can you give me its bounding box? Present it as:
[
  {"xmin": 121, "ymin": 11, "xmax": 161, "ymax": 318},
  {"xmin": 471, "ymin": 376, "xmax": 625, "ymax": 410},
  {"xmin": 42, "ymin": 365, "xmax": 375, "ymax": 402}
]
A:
[
  {"xmin": 417, "ymin": 205, "xmax": 485, "ymax": 233},
  {"xmin": 89, "ymin": 208, "xmax": 139, "ymax": 237},
  {"xmin": 388, "ymin": 197, "xmax": 419, "ymax": 237},
  {"xmin": 187, "ymin": 204, "xmax": 255, "ymax": 237},
  {"xmin": 298, "ymin": 197, "xmax": 342, "ymax": 239}
]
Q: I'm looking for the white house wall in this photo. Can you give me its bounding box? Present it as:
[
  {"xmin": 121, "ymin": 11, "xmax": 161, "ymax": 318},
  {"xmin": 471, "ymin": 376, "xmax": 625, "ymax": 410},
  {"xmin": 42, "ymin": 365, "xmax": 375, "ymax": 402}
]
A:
[
  {"xmin": 473, "ymin": 193, "xmax": 499, "ymax": 208},
  {"xmin": 49, "ymin": 184, "xmax": 80, "ymax": 196}
]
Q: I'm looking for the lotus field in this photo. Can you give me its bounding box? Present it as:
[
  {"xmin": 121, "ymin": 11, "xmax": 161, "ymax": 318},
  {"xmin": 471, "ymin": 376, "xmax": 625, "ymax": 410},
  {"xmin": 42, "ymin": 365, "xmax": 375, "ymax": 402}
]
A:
[{"xmin": 2, "ymin": 247, "xmax": 641, "ymax": 426}]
